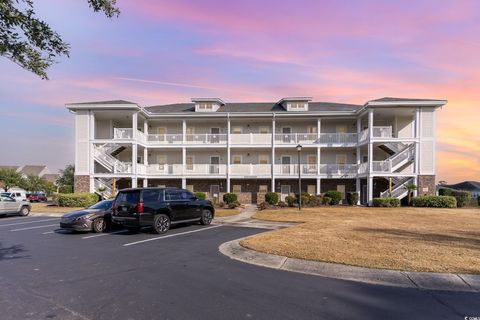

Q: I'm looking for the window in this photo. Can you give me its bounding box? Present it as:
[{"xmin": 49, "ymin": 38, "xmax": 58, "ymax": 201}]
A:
[
  {"xmin": 158, "ymin": 155, "xmax": 167, "ymax": 171},
  {"xmin": 259, "ymin": 185, "xmax": 268, "ymax": 192},
  {"xmin": 232, "ymin": 126, "xmax": 242, "ymax": 134},
  {"xmin": 308, "ymin": 155, "xmax": 317, "ymax": 171},
  {"xmin": 232, "ymin": 155, "xmax": 242, "ymax": 164},
  {"xmin": 259, "ymin": 155, "xmax": 269, "ymax": 164},
  {"xmin": 233, "ymin": 185, "xmax": 242, "ymax": 193},
  {"xmin": 289, "ymin": 102, "xmax": 306, "ymax": 110},
  {"xmin": 142, "ymin": 189, "xmax": 163, "ymax": 203},
  {"xmin": 198, "ymin": 102, "xmax": 213, "ymax": 110},
  {"xmin": 186, "ymin": 127, "xmax": 194, "ymax": 135},
  {"xmin": 362, "ymin": 155, "xmax": 368, "ymax": 163},
  {"xmin": 336, "ymin": 154, "xmax": 346, "ymax": 165},
  {"xmin": 186, "ymin": 185, "xmax": 194, "ymax": 192},
  {"xmin": 307, "ymin": 126, "xmax": 317, "ymax": 134},
  {"xmin": 166, "ymin": 189, "xmax": 182, "ymax": 201},
  {"xmin": 307, "ymin": 185, "xmax": 316, "ymax": 195},
  {"xmin": 259, "ymin": 126, "xmax": 269, "ymax": 134},
  {"xmin": 336, "ymin": 125, "xmax": 347, "ymax": 133},
  {"xmin": 137, "ymin": 156, "xmax": 143, "ymax": 164}
]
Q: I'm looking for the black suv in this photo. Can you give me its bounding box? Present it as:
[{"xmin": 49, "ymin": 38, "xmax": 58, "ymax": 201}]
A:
[{"xmin": 111, "ymin": 188, "xmax": 215, "ymax": 234}]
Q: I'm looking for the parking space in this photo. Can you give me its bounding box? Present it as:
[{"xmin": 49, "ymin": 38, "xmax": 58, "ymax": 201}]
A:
[{"xmin": 1, "ymin": 214, "xmax": 479, "ymax": 320}]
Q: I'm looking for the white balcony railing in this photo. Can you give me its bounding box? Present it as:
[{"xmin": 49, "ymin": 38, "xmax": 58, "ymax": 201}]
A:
[
  {"xmin": 358, "ymin": 162, "xmax": 368, "ymax": 174},
  {"xmin": 358, "ymin": 129, "xmax": 369, "ymax": 144},
  {"xmin": 275, "ymin": 133, "xmax": 317, "ymax": 144},
  {"xmin": 147, "ymin": 164, "xmax": 183, "ymax": 175},
  {"xmin": 372, "ymin": 161, "xmax": 391, "ymax": 173},
  {"xmin": 147, "ymin": 134, "xmax": 183, "ymax": 144},
  {"xmin": 372, "ymin": 126, "xmax": 392, "ymax": 138},
  {"xmin": 114, "ymin": 128, "xmax": 133, "ymax": 140},
  {"xmin": 230, "ymin": 164, "xmax": 271, "ymax": 176},
  {"xmin": 184, "ymin": 164, "xmax": 227, "ymax": 175},
  {"xmin": 137, "ymin": 130, "xmax": 146, "ymax": 143},
  {"xmin": 318, "ymin": 133, "xmax": 357, "ymax": 144},
  {"xmin": 186, "ymin": 134, "xmax": 227, "ymax": 144},
  {"xmin": 274, "ymin": 164, "xmax": 318, "ymax": 175},
  {"xmin": 319, "ymin": 164, "xmax": 358, "ymax": 176},
  {"xmin": 230, "ymin": 133, "xmax": 272, "ymax": 145}
]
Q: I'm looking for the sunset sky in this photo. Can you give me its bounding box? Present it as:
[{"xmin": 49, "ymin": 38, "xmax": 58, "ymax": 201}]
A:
[{"xmin": 0, "ymin": 0, "xmax": 479, "ymax": 183}]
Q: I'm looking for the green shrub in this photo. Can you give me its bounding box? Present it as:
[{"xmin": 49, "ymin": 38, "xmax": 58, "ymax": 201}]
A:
[
  {"xmin": 285, "ymin": 195, "xmax": 297, "ymax": 207},
  {"xmin": 308, "ymin": 195, "xmax": 322, "ymax": 207},
  {"xmin": 299, "ymin": 192, "xmax": 311, "ymax": 207},
  {"xmin": 265, "ymin": 192, "xmax": 279, "ymax": 205},
  {"xmin": 228, "ymin": 202, "xmax": 238, "ymax": 209},
  {"xmin": 412, "ymin": 196, "xmax": 456, "ymax": 208},
  {"xmin": 223, "ymin": 193, "xmax": 238, "ymax": 204},
  {"xmin": 278, "ymin": 201, "xmax": 287, "ymax": 207},
  {"xmin": 58, "ymin": 185, "xmax": 73, "ymax": 194},
  {"xmin": 258, "ymin": 202, "xmax": 268, "ymax": 211},
  {"xmin": 450, "ymin": 190, "xmax": 471, "ymax": 208},
  {"xmin": 372, "ymin": 197, "xmax": 401, "ymax": 207},
  {"xmin": 322, "ymin": 196, "xmax": 331, "ymax": 205},
  {"xmin": 438, "ymin": 188, "xmax": 453, "ymax": 196},
  {"xmin": 56, "ymin": 193, "xmax": 99, "ymax": 207},
  {"xmin": 194, "ymin": 192, "xmax": 206, "ymax": 200},
  {"xmin": 324, "ymin": 191, "xmax": 342, "ymax": 205},
  {"xmin": 346, "ymin": 192, "xmax": 359, "ymax": 205}
]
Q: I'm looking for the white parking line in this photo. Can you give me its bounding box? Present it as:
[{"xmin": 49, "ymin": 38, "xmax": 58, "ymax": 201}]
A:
[
  {"xmin": 123, "ymin": 225, "xmax": 222, "ymax": 247},
  {"xmin": 10, "ymin": 224, "xmax": 58, "ymax": 232},
  {"xmin": 82, "ymin": 230, "xmax": 129, "ymax": 239},
  {"xmin": 0, "ymin": 216, "xmax": 34, "ymax": 222},
  {"xmin": 0, "ymin": 218, "xmax": 58, "ymax": 227},
  {"xmin": 42, "ymin": 231, "xmax": 55, "ymax": 234}
]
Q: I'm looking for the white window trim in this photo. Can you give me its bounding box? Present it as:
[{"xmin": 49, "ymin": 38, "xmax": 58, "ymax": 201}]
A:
[
  {"xmin": 259, "ymin": 154, "xmax": 269, "ymax": 164},
  {"xmin": 232, "ymin": 126, "xmax": 243, "ymax": 134},
  {"xmin": 259, "ymin": 126, "xmax": 270, "ymax": 134},
  {"xmin": 281, "ymin": 126, "xmax": 292, "ymax": 134},
  {"xmin": 232, "ymin": 184, "xmax": 242, "ymax": 193},
  {"xmin": 210, "ymin": 155, "xmax": 220, "ymax": 164},
  {"xmin": 281, "ymin": 155, "xmax": 292, "ymax": 164},
  {"xmin": 259, "ymin": 185, "xmax": 268, "ymax": 192},
  {"xmin": 210, "ymin": 127, "xmax": 220, "ymax": 134}
]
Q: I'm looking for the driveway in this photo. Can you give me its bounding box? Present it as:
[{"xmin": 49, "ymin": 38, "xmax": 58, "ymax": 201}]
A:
[{"xmin": 0, "ymin": 215, "xmax": 478, "ymax": 319}]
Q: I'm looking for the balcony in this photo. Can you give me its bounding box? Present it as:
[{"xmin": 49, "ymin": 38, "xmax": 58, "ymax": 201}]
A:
[
  {"xmin": 186, "ymin": 134, "xmax": 227, "ymax": 144},
  {"xmin": 275, "ymin": 133, "xmax": 317, "ymax": 144},
  {"xmin": 145, "ymin": 164, "xmax": 227, "ymax": 176},
  {"xmin": 318, "ymin": 133, "xmax": 357, "ymax": 145},
  {"xmin": 230, "ymin": 164, "xmax": 271, "ymax": 176},
  {"xmin": 230, "ymin": 133, "xmax": 272, "ymax": 145},
  {"xmin": 372, "ymin": 126, "xmax": 392, "ymax": 138},
  {"xmin": 147, "ymin": 134, "xmax": 183, "ymax": 144},
  {"xmin": 114, "ymin": 128, "xmax": 133, "ymax": 140},
  {"xmin": 274, "ymin": 164, "xmax": 318, "ymax": 176},
  {"xmin": 319, "ymin": 164, "xmax": 358, "ymax": 177}
]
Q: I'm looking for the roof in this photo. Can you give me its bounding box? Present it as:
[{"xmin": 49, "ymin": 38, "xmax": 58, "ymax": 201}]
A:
[
  {"xmin": 145, "ymin": 101, "xmax": 361, "ymax": 114},
  {"xmin": 443, "ymin": 181, "xmax": 480, "ymax": 192},
  {"xmin": 0, "ymin": 165, "xmax": 21, "ymax": 171},
  {"xmin": 67, "ymin": 100, "xmax": 137, "ymax": 106},
  {"xmin": 42, "ymin": 173, "xmax": 59, "ymax": 183},
  {"xmin": 370, "ymin": 97, "xmax": 445, "ymax": 102},
  {"xmin": 19, "ymin": 165, "xmax": 48, "ymax": 177},
  {"xmin": 367, "ymin": 97, "xmax": 447, "ymax": 107}
]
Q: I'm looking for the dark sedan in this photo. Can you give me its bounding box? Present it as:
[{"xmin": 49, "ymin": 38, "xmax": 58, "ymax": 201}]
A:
[{"xmin": 60, "ymin": 199, "xmax": 114, "ymax": 233}]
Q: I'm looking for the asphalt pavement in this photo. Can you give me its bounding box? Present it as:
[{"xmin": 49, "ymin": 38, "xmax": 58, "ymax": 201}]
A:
[{"xmin": 0, "ymin": 214, "xmax": 479, "ymax": 320}]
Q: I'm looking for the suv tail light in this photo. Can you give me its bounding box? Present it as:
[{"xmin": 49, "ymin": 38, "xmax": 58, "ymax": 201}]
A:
[
  {"xmin": 112, "ymin": 202, "xmax": 116, "ymax": 214},
  {"xmin": 137, "ymin": 202, "xmax": 144, "ymax": 213}
]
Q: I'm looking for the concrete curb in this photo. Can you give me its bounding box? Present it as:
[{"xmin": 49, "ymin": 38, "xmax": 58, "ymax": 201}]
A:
[{"xmin": 219, "ymin": 238, "xmax": 480, "ymax": 292}]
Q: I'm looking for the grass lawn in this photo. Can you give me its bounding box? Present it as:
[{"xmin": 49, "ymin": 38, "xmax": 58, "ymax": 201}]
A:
[
  {"xmin": 214, "ymin": 208, "xmax": 241, "ymax": 218},
  {"xmin": 241, "ymin": 206, "xmax": 480, "ymax": 274},
  {"xmin": 31, "ymin": 202, "xmax": 83, "ymax": 213}
]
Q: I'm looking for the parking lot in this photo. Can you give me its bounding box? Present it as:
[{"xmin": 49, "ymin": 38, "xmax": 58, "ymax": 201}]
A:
[{"xmin": 1, "ymin": 215, "xmax": 479, "ymax": 320}]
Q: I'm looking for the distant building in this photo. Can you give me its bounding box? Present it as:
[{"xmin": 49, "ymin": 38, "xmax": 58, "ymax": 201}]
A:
[
  {"xmin": 0, "ymin": 165, "xmax": 59, "ymax": 183},
  {"xmin": 439, "ymin": 181, "xmax": 480, "ymax": 198}
]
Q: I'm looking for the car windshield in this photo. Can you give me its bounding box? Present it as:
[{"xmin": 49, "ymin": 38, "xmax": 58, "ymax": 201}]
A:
[
  {"xmin": 1, "ymin": 192, "xmax": 11, "ymax": 197},
  {"xmin": 88, "ymin": 200, "xmax": 113, "ymax": 210}
]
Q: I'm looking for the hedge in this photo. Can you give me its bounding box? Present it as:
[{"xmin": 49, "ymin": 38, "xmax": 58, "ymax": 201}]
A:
[
  {"xmin": 285, "ymin": 195, "xmax": 297, "ymax": 207},
  {"xmin": 346, "ymin": 192, "xmax": 359, "ymax": 205},
  {"xmin": 194, "ymin": 192, "xmax": 206, "ymax": 200},
  {"xmin": 223, "ymin": 193, "xmax": 238, "ymax": 204},
  {"xmin": 412, "ymin": 196, "xmax": 457, "ymax": 208},
  {"xmin": 439, "ymin": 189, "xmax": 471, "ymax": 207},
  {"xmin": 324, "ymin": 190, "xmax": 342, "ymax": 205},
  {"xmin": 54, "ymin": 193, "xmax": 99, "ymax": 207},
  {"xmin": 265, "ymin": 192, "xmax": 279, "ymax": 205},
  {"xmin": 372, "ymin": 197, "xmax": 401, "ymax": 207}
]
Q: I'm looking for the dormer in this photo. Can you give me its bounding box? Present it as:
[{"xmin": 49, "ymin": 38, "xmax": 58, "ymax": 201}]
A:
[
  {"xmin": 192, "ymin": 98, "xmax": 225, "ymax": 112},
  {"xmin": 278, "ymin": 97, "xmax": 312, "ymax": 112}
]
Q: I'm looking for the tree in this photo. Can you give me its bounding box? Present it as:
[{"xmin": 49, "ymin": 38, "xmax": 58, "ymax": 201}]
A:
[
  {"xmin": 0, "ymin": 0, "xmax": 120, "ymax": 79},
  {"xmin": 0, "ymin": 168, "xmax": 24, "ymax": 192},
  {"xmin": 404, "ymin": 183, "xmax": 417, "ymax": 206},
  {"xmin": 56, "ymin": 164, "xmax": 74, "ymax": 192}
]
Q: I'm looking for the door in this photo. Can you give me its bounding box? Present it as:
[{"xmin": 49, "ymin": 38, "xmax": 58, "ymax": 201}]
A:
[
  {"xmin": 165, "ymin": 189, "xmax": 190, "ymax": 221},
  {"xmin": 280, "ymin": 185, "xmax": 291, "ymax": 201},
  {"xmin": 210, "ymin": 185, "xmax": 220, "ymax": 204},
  {"xmin": 182, "ymin": 190, "xmax": 201, "ymax": 219},
  {"xmin": 336, "ymin": 154, "xmax": 346, "ymax": 173},
  {"xmin": 337, "ymin": 185, "xmax": 346, "ymax": 204},
  {"xmin": 186, "ymin": 155, "xmax": 194, "ymax": 171},
  {"xmin": 157, "ymin": 127, "xmax": 166, "ymax": 142},
  {"xmin": 336, "ymin": 125, "xmax": 347, "ymax": 143},
  {"xmin": 210, "ymin": 156, "xmax": 220, "ymax": 174},
  {"xmin": 210, "ymin": 127, "xmax": 220, "ymax": 143},
  {"xmin": 281, "ymin": 156, "xmax": 291, "ymax": 174},
  {"xmin": 308, "ymin": 155, "xmax": 317, "ymax": 173},
  {"xmin": 282, "ymin": 127, "xmax": 292, "ymax": 143},
  {"xmin": 157, "ymin": 155, "xmax": 167, "ymax": 174}
]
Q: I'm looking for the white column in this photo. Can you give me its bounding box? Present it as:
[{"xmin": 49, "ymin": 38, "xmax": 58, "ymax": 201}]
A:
[
  {"xmin": 143, "ymin": 179, "xmax": 148, "ymax": 188},
  {"xmin": 89, "ymin": 176, "xmax": 95, "ymax": 193},
  {"xmin": 317, "ymin": 118, "xmax": 321, "ymax": 175},
  {"xmin": 89, "ymin": 110, "xmax": 95, "ymax": 178},
  {"xmin": 182, "ymin": 147, "xmax": 186, "ymax": 176},
  {"xmin": 132, "ymin": 143, "xmax": 137, "ymax": 175},
  {"xmin": 132, "ymin": 112, "xmax": 138, "ymax": 179},
  {"xmin": 367, "ymin": 176, "xmax": 373, "ymax": 206},
  {"xmin": 226, "ymin": 115, "xmax": 231, "ymax": 192},
  {"xmin": 144, "ymin": 148, "xmax": 148, "ymax": 166},
  {"xmin": 271, "ymin": 115, "xmax": 276, "ymax": 192},
  {"xmin": 316, "ymin": 178, "xmax": 321, "ymax": 195},
  {"xmin": 414, "ymin": 108, "xmax": 420, "ymax": 197},
  {"xmin": 144, "ymin": 120, "xmax": 148, "ymax": 135},
  {"xmin": 132, "ymin": 112, "xmax": 138, "ymax": 139},
  {"xmin": 132, "ymin": 178, "xmax": 137, "ymax": 188},
  {"xmin": 356, "ymin": 117, "xmax": 361, "ymax": 204},
  {"xmin": 182, "ymin": 178, "xmax": 186, "ymax": 189},
  {"xmin": 182, "ymin": 119, "xmax": 186, "ymax": 144}
]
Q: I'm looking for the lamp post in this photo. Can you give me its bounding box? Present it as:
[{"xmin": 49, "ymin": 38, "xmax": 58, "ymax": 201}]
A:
[{"xmin": 296, "ymin": 144, "xmax": 302, "ymax": 210}]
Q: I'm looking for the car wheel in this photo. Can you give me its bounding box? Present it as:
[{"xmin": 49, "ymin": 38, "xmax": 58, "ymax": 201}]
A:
[
  {"xmin": 200, "ymin": 209, "xmax": 213, "ymax": 225},
  {"xmin": 18, "ymin": 206, "xmax": 30, "ymax": 216},
  {"xmin": 92, "ymin": 218, "xmax": 106, "ymax": 233},
  {"xmin": 153, "ymin": 214, "xmax": 170, "ymax": 234}
]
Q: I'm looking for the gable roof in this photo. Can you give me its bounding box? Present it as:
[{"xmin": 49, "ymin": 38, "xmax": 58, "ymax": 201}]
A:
[
  {"xmin": 145, "ymin": 101, "xmax": 361, "ymax": 114},
  {"xmin": 42, "ymin": 173, "xmax": 59, "ymax": 183},
  {"xmin": 20, "ymin": 165, "xmax": 48, "ymax": 177},
  {"xmin": 369, "ymin": 97, "xmax": 445, "ymax": 103},
  {"xmin": 0, "ymin": 165, "xmax": 21, "ymax": 171},
  {"xmin": 444, "ymin": 181, "xmax": 480, "ymax": 191},
  {"xmin": 68, "ymin": 100, "xmax": 137, "ymax": 106}
]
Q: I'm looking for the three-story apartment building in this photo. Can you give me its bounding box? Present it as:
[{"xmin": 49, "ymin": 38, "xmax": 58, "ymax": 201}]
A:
[{"xmin": 66, "ymin": 97, "xmax": 446, "ymax": 205}]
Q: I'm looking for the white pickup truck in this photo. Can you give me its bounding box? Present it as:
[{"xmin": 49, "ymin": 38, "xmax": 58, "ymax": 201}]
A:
[{"xmin": 0, "ymin": 195, "xmax": 31, "ymax": 216}]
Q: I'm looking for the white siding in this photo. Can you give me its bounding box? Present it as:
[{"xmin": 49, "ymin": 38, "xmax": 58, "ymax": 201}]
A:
[
  {"xmin": 396, "ymin": 116, "xmax": 414, "ymax": 138},
  {"xmin": 421, "ymin": 109, "xmax": 435, "ymax": 138},
  {"xmin": 75, "ymin": 111, "xmax": 90, "ymax": 175},
  {"xmin": 420, "ymin": 140, "xmax": 435, "ymax": 173}
]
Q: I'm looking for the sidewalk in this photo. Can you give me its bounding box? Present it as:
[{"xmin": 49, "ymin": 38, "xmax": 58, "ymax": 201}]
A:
[
  {"xmin": 219, "ymin": 238, "xmax": 480, "ymax": 292},
  {"xmin": 214, "ymin": 204, "xmax": 295, "ymax": 230}
]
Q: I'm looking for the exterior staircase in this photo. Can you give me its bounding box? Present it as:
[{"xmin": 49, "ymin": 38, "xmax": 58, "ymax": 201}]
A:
[
  {"xmin": 94, "ymin": 143, "xmax": 131, "ymax": 173},
  {"xmin": 380, "ymin": 177, "xmax": 414, "ymax": 199},
  {"xmin": 94, "ymin": 177, "xmax": 113, "ymax": 198}
]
